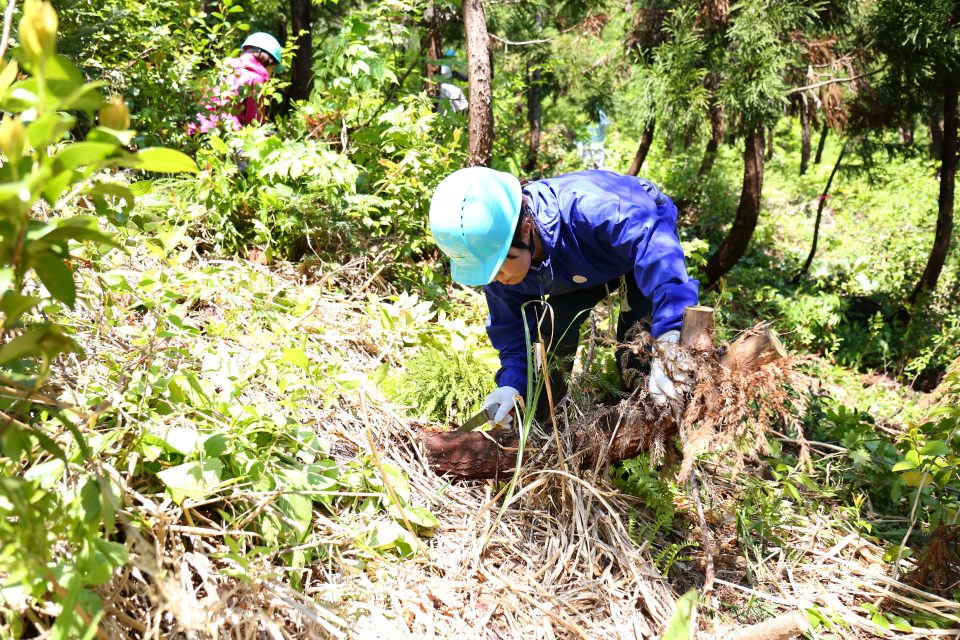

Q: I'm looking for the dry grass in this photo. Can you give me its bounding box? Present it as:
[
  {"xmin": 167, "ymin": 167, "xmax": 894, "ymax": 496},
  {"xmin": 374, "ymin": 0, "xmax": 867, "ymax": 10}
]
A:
[{"xmin": 23, "ymin": 248, "xmax": 957, "ymax": 639}]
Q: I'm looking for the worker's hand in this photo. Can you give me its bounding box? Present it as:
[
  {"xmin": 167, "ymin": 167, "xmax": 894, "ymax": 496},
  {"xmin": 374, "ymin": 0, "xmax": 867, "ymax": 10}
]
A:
[
  {"xmin": 648, "ymin": 330, "xmax": 694, "ymax": 405},
  {"xmin": 482, "ymin": 386, "xmax": 521, "ymax": 427}
]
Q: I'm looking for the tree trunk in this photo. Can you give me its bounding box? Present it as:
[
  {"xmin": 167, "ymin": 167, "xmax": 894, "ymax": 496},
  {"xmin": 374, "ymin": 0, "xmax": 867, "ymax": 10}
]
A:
[
  {"xmin": 420, "ymin": 312, "xmax": 787, "ymax": 480},
  {"xmin": 523, "ymin": 66, "xmax": 543, "ymax": 173},
  {"xmin": 910, "ymin": 77, "xmax": 957, "ymax": 304},
  {"xmin": 424, "ymin": 1, "xmax": 442, "ymax": 98},
  {"xmin": 705, "ymin": 130, "xmax": 765, "ymax": 285},
  {"xmin": 463, "ymin": 0, "xmax": 494, "ymax": 167},
  {"xmin": 930, "ymin": 110, "xmax": 945, "ymax": 160},
  {"xmin": 899, "ymin": 124, "xmax": 914, "ymax": 145},
  {"xmin": 289, "ymin": 0, "xmax": 314, "ymax": 102},
  {"xmin": 794, "ymin": 140, "xmax": 848, "ymax": 283},
  {"xmin": 813, "ymin": 123, "xmax": 828, "ymax": 165},
  {"xmin": 698, "ymin": 101, "xmax": 724, "ymax": 177},
  {"xmin": 799, "ymin": 96, "xmax": 811, "ymax": 175},
  {"xmin": 626, "ymin": 120, "xmax": 655, "ymax": 176},
  {"xmin": 765, "ymin": 126, "xmax": 774, "ymax": 160}
]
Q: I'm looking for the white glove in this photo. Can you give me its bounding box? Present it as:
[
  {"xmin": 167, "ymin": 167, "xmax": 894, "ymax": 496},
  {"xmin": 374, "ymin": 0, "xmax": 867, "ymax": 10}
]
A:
[
  {"xmin": 648, "ymin": 330, "xmax": 693, "ymax": 405},
  {"xmin": 482, "ymin": 386, "xmax": 521, "ymax": 427}
]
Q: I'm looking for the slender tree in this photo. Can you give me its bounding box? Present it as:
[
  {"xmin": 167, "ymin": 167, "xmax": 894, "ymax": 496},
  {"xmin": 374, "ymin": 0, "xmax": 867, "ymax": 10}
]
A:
[
  {"xmin": 627, "ymin": 121, "xmax": 656, "ymax": 176},
  {"xmin": 464, "ymin": 0, "xmax": 494, "ymax": 166},
  {"xmin": 704, "ymin": 0, "xmax": 814, "ymax": 285},
  {"xmin": 289, "ymin": 0, "xmax": 313, "ymax": 102},
  {"xmin": 865, "ymin": 0, "xmax": 960, "ymax": 303},
  {"xmin": 524, "ymin": 64, "xmax": 543, "ymax": 173},
  {"xmin": 814, "ymin": 122, "xmax": 828, "ymax": 164}
]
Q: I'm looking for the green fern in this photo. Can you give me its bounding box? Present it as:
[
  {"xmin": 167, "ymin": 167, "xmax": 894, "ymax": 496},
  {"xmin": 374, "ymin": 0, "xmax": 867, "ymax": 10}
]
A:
[
  {"xmin": 654, "ymin": 540, "xmax": 698, "ymax": 577},
  {"xmin": 393, "ymin": 342, "xmax": 492, "ymax": 423}
]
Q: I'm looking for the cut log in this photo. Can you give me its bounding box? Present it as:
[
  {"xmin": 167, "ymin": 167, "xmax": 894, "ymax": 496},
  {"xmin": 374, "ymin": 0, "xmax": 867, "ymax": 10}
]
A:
[
  {"xmin": 720, "ymin": 324, "xmax": 787, "ymax": 371},
  {"xmin": 680, "ymin": 306, "xmax": 716, "ymax": 353},
  {"xmin": 715, "ymin": 610, "xmax": 808, "ymax": 640},
  {"xmin": 420, "ymin": 308, "xmax": 787, "ymax": 480}
]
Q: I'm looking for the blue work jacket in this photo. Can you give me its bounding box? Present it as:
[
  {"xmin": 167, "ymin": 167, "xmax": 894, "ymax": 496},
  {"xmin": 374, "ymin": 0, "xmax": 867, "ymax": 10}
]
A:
[{"xmin": 484, "ymin": 170, "xmax": 699, "ymax": 393}]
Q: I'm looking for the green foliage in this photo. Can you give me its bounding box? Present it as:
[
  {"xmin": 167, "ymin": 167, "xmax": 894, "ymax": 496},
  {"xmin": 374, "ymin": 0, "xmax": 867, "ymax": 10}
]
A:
[
  {"xmin": 0, "ymin": 3, "xmax": 197, "ymax": 632},
  {"xmin": 371, "ymin": 290, "xmax": 498, "ymax": 421},
  {"xmin": 158, "ymin": 126, "xmax": 359, "ymax": 259},
  {"xmin": 866, "ymin": 0, "xmax": 960, "ymax": 111},
  {"xmin": 58, "ymin": 0, "xmax": 259, "ymax": 146},
  {"xmin": 394, "ymin": 343, "xmax": 492, "ymax": 422},
  {"xmin": 614, "ymin": 454, "xmax": 699, "ymax": 578},
  {"xmin": 661, "ymin": 589, "xmax": 698, "ymax": 640}
]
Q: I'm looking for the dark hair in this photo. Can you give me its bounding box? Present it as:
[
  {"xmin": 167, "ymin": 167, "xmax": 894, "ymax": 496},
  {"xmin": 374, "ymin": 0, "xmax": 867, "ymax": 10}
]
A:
[
  {"xmin": 510, "ymin": 196, "xmax": 533, "ymax": 249},
  {"xmin": 245, "ymin": 47, "xmax": 278, "ymax": 66}
]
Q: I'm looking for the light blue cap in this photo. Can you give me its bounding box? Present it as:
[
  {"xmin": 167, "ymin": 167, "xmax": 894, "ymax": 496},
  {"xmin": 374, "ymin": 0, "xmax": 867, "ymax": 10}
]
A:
[
  {"xmin": 429, "ymin": 167, "xmax": 522, "ymax": 286},
  {"xmin": 242, "ymin": 32, "xmax": 283, "ymax": 70}
]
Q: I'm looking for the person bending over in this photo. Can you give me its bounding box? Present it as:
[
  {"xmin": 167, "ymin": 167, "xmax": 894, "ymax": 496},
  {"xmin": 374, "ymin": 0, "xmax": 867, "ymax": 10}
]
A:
[{"xmin": 428, "ymin": 167, "xmax": 699, "ymax": 426}]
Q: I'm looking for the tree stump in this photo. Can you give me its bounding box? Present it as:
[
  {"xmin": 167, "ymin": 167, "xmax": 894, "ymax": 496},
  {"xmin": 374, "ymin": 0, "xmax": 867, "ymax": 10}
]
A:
[{"xmin": 420, "ymin": 307, "xmax": 787, "ymax": 480}]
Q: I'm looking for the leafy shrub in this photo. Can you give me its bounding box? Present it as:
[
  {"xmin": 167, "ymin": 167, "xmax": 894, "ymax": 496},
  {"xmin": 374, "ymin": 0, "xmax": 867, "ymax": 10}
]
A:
[
  {"xmin": 0, "ymin": 2, "xmax": 198, "ymax": 633},
  {"xmin": 154, "ymin": 126, "xmax": 359, "ymax": 260}
]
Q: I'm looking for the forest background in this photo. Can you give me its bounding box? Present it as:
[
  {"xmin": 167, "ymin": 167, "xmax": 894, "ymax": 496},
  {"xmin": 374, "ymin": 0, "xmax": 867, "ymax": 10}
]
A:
[{"xmin": 0, "ymin": 0, "xmax": 959, "ymax": 637}]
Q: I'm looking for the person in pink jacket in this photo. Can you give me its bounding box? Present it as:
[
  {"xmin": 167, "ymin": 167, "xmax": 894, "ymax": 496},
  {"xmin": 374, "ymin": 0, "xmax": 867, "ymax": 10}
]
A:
[{"xmin": 187, "ymin": 32, "xmax": 283, "ymax": 135}]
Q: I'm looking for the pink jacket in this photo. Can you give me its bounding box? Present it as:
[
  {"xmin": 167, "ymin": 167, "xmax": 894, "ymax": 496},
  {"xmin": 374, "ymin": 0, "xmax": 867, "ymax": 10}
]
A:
[{"xmin": 187, "ymin": 53, "xmax": 271, "ymax": 135}]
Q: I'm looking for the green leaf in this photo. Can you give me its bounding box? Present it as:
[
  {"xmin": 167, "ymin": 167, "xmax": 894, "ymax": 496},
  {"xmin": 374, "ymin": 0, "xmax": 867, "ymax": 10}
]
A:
[
  {"xmin": 662, "ymin": 589, "xmax": 698, "ymax": 640},
  {"xmin": 891, "ymin": 459, "xmax": 918, "ymax": 472},
  {"xmin": 207, "ymin": 136, "xmax": 230, "ymax": 154},
  {"xmin": 84, "ymin": 183, "xmax": 136, "ymax": 222},
  {"xmin": 129, "ymin": 181, "xmax": 153, "ymax": 197},
  {"xmin": 0, "ymin": 292, "xmax": 43, "ymax": 325},
  {"xmin": 153, "ymin": 425, "xmax": 201, "ymax": 455},
  {"xmin": 40, "ymin": 225, "xmax": 118, "ymax": 249},
  {"xmin": 919, "ymin": 440, "xmax": 952, "ymax": 457},
  {"xmin": 275, "ymin": 492, "xmax": 312, "ymax": 542},
  {"xmin": 0, "ymin": 59, "xmax": 18, "ymax": 96},
  {"xmin": 888, "ymin": 614, "xmax": 912, "ymax": 632},
  {"xmin": 871, "ymin": 612, "xmax": 890, "ymax": 629},
  {"xmin": 203, "ymin": 434, "xmax": 229, "ymax": 458},
  {"xmin": 32, "ymin": 254, "xmax": 76, "ymax": 307},
  {"xmin": 157, "ymin": 459, "xmax": 223, "ymax": 503},
  {"xmin": 282, "ymin": 347, "xmax": 309, "ymax": 368},
  {"xmin": 22, "ymin": 458, "xmax": 65, "ymax": 487},
  {"xmin": 27, "ymin": 112, "xmax": 76, "ymax": 149},
  {"xmin": 132, "ymin": 148, "xmax": 199, "ymax": 174},
  {"xmin": 0, "ymin": 325, "xmax": 78, "ymax": 364},
  {"xmin": 57, "ymin": 81, "xmax": 107, "ymax": 112},
  {"xmin": 365, "ymin": 519, "xmax": 416, "ymax": 557},
  {"xmin": 893, "ymin": 449, "xmax": 920, "ymax": 472},
  {"xmin": 42, "ymin": 170, "xmax": 78, "ymax": 206},
  {"xmin": 54, "ymin": 142, "xmax": 118, "ymax": 170}
]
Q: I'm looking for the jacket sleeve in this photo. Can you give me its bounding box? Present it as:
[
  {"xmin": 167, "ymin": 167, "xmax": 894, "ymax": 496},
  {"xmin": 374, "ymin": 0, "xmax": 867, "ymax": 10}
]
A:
[
  {"xmin": 591, "ymin": 189, "xmax": 699, "ymax": 337},
  {"xmin": 483, "ymin": 283, "xmax": 539, "ymax": 394}
]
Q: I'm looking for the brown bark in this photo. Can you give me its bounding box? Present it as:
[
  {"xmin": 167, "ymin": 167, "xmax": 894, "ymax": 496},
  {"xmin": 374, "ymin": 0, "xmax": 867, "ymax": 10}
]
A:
[
  {"xmin": 463, "ymin": 0, "xmax": 494, "ymax": 167},
  {"xmin": 799, "ymin": 96, "xmax": 811, "ymax": 175},
  {"xmin": 910, "ymin": 77, "xmax": 957, "ymax": 304},
  {"xmin": 421, "ymin": 311, "xmax": 787, "ymax": 481},
  {"xmin": 698, "ymin": 101, "xmax": 724, "ymax": 177},
  {"xmin": 523, "ymin": 66, "xmax": 543, "ymax": 173},
  {"xmin": 899, "ymin": 124, "xmax": 914, "ymax": 145},
  {"xmin": 680, "ymin": 306, "xmax": 717, "ymax": 352},
  {"xmin": 626, "ymin": 120, "xmax": 655, "ymax": 176},
  {"xmin": 705, "ymin": 130, "xmax": 765, "ymax": 285},
  {"xmin": 931, "ymin": 110, "xmax": 945, "ymax": 160},
  {"xmin": 289, "ymin": 0, "xmax": 314, "ymax": 102}
]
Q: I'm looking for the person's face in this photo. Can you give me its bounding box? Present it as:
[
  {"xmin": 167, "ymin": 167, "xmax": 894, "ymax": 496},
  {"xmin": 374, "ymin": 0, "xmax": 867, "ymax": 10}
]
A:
[{"xmin": 494, "ymin": 219, "xmax": 533, "ymax": 286}]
